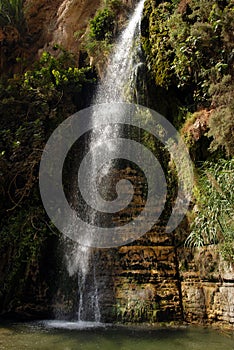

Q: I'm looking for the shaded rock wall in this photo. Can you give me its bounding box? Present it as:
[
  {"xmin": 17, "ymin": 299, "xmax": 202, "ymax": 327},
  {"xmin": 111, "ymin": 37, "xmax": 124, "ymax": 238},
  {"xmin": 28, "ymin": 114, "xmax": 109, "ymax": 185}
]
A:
[
  {"xmin": 0, "ymin": 0, "xmax": 103, "ymax": 74},
  {"xmin": 92, "ymin": 169, "xmax": 234, "ymax": 328},
  {"xmin": 94, "ymin": 235, "xmax": 183, "ymax": 323},
  {"xmin": 93, "ymin": 167, "xmax": 183, "ymax": 323},
  {"xmin": 113, "ymin": 236, "xmax": 182, "ymax": 323},
  {"xmin": 95, "ymin": 233, "xmax": 234, "ymax": 328}
]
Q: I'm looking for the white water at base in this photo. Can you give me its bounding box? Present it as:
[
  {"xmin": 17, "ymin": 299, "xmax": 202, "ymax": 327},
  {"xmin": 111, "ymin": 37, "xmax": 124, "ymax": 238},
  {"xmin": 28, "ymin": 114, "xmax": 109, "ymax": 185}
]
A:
[
  {"xmin": 65, "ymin": 0, "xmax": 145, "ymax": 324},
  {"xmin": 44, "ymin": 320, "xmax": 106, "ymax": 330},
  {"xmin": 66, "ymin": 243, "xmax": 101, "ymax": 322}
]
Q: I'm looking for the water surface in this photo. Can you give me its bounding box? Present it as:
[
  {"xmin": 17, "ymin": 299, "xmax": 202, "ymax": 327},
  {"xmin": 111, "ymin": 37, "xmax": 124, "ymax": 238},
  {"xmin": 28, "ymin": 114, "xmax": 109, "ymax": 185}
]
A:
[{"xmin": 0, "ymin": 321, "xmax": 233, "ymax": 350}]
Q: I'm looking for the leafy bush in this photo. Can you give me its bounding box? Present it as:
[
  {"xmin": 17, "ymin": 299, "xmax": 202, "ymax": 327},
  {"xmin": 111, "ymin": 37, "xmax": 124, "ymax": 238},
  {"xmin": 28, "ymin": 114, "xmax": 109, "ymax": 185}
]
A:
[
  {"xmin": 186, "ymin": 159, "xmax": 234, "ymax": 262},
  {"xmin": 142, "ymin": 0, "xmax": 234, "ymax": 106},
  {"xmin": 81, "ymin": 0, "xmax": 130, "ymax": 70},
  {"xmin": 90, "ymin": 8, "xmax": 114, "ymax": 41},
  {"xmin": 23, "ymin": 50, "xmax": 92, "ymax": 96}
]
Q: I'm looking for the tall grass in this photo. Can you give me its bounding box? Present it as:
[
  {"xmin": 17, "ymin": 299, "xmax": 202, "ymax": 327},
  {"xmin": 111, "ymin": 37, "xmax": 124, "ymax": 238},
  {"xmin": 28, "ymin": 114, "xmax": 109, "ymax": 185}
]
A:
[
  {"xmin": 0, "ymin": 0, "xmax": 26, "ymax": 34},
  {"xmin": 186, "ymin": 158, "xmax": 234, "ymax": 262}
]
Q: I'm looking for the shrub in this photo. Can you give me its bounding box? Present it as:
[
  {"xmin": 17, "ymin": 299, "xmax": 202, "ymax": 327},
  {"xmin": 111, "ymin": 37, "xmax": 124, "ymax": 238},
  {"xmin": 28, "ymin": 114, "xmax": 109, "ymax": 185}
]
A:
[
  {"xmin": 90, "ymin": 8, "xmax": 114, "ymax": 41},
  {"xmin": 82, "ymin": 0, "xmax": 131, "ymax": 70},
  {"xmin": 186, "ymin": 159, "xmax": 234, "ymax": 262},
  {"xmin": 142, "ymin": 0, "xmax": 234, "ymax": 106}
]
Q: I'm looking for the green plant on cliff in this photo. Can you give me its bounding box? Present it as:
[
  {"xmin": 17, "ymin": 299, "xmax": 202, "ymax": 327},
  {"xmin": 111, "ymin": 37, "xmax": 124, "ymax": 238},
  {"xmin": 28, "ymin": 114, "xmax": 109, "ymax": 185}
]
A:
[
  {"xmin": 0, "ymin": 0, "xmax": 26, "ymax": 34},
  {"xmin": 207, "ymin": 75, "xmax": 234, "ymax": 157},
  {"xmin": 81, "ymin": 6, "xmax": 115, "ymax": 68},
  {"xmin": 142, "ymin": 0, "xmax": 234, "ymax": 107},
  {"xmin": 142, "ymin": 2, "xmax": 234, "ymax": 260},
  {"xmin": 90, "ymin": 8, "xmax": 115, "ymax": 41},
  {"xmin": 186, "ymin": 159, "xmax": 234, "ymax": 262},
  {"xmin": 23, "ymin": 49, "xmax": 92, "ymax": 97},
  {"xmin": 82, "ymin": 0, "xmax": 128, "ymax": 69}
]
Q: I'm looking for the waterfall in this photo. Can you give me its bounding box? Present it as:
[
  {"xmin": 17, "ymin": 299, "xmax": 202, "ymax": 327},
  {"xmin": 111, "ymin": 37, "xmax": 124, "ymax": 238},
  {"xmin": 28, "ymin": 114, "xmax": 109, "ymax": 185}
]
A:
[
  {"xmin": 66, "ymin": 243, "xmax": 101, "ymax": 322},
  {"xmin": 95, "ymin": 0, "xmax": 145, "ymax": 104},
  {"xmin": 65, "ymin": 0, "xmax": 145, "ymax": 324}
]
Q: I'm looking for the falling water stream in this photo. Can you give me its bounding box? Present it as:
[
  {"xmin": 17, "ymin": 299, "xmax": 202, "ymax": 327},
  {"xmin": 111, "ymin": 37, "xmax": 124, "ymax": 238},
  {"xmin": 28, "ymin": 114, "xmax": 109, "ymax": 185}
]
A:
[
  {"xmin": 95, "ymin": 0, "xmax": 145, "ymax": 104},
  {"xmin": 64, "ymin": 0, "xmax": 146, "ymax": 324}
]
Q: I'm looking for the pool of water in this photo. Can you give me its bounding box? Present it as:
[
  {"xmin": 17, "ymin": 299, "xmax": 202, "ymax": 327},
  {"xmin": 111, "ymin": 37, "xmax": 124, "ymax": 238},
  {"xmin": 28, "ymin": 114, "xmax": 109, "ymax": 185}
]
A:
[{"xmin": 0, "ymin": 321, "xmax": 233, "ymax": 350}]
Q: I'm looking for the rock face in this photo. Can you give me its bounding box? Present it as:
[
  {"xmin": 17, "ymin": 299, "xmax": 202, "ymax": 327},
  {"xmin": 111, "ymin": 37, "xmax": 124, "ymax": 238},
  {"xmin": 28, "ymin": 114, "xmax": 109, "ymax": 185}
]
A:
[
  {"xmin": 179, "ymin": 246, "xmax": 234, "ymax": 327},
  {"xmin": 0, "ymin": 0, "xmax": 103, "ymax": 73},
  {"xmin": 25, "ymin": 0, "xmax": 102, "ymax": 58},
  {"xmin": 91, "ymin": 168, "xmax": 234, "ymax": 328},
  {"xmin": 24, "ymin": 0, "xmax": 138, "ymax": 62},
  {"xmin": 90, "ymin": 167, "xmax": 183, "ymax": 323},
  {"xmin": 95, "ymin": 234, "xmax": 234, "ymax": 328},
  {"xmin": 109, "ymin": 236, "xmax": 182, "ymax": 323}
]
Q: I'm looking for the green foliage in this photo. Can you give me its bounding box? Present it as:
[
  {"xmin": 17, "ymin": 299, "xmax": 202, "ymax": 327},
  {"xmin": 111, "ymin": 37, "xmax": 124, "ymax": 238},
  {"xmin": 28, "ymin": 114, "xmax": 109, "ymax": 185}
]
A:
[
  {"xmin": 24, "ymin": 50, "xmax": 92, "ymax": 96},
  {"xmin": 82, "ymin": 36, "xmax": 113, "ymax": 68},
  {"xmin": 82, "ymin": 0, "xmax": 129, "ymax": 69},
  {"xmin": 0, "ymin": 48, "xmax": 94, "ymax": 313},
  {"xmin": 0, "ymin": 48, "xmax": 93, "ymax": 214},
  {"xmin": 207, "ymin": 75, "xmax": 234, "ymax": 157},
  {"xmin": 90, "ymin": 8, "xmax": 114, "ymax": 41},
  {"xmin": 0, "ymin": 204, "xmax": 57, "ymax": 308},
  {"xmin": 82, "ymin": 6, "xmax": 115, "ymax": 69},
  {"xmin": 0, "ymin": 0, "xmax": 26, "ymax": 34},
  {"xmin": 142, "ymin": 0, "xmax": 234, "ymax": 105},
  {"xmin": 142, "ymin": 1, "xmax": 175, "ymax": 87},
  {"xmin": 186, "ymin": 159, "xmax": 234, "ymax": 262},
  {"xmin": 116, "ymin": 297, "xmax": 159, "ymax": 323}
]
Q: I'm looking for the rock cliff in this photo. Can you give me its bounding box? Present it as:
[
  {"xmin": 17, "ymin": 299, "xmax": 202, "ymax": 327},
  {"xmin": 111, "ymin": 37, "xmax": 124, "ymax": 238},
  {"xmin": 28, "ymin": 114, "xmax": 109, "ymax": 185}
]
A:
[{"xmin": 25, "ymin": 0, "xmax": 101, "ymax": 58}]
